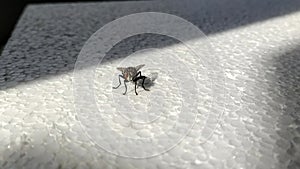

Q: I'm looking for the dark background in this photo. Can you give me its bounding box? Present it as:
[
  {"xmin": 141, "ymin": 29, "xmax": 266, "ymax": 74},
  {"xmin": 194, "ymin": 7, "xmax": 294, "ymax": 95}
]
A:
[{"xmin": 0, "ymin": 0, "xmax": 142, "ymax": 50}]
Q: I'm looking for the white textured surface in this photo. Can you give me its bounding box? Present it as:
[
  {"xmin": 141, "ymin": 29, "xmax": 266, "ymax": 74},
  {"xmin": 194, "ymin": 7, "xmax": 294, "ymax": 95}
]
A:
[{"xmin": 1, "ymin": 0, "xmax": 300, "ymax": 169}]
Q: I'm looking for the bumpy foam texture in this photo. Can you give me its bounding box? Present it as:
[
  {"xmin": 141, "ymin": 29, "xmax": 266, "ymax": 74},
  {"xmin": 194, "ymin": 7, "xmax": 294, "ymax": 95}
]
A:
[{"xmin": 0, "ymin": 0, "xmax": 300, "ymax": 168}]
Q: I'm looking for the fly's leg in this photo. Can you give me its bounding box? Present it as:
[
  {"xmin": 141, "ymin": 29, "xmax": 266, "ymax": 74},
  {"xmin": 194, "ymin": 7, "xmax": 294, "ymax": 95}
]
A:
[
  {"xmin": 136, "ymin": 76, "xmax": 149, "ymax": 91},
  {"xmin": 141, "ymin": 76, "xmax": 149, "ymax": 91},
  {"xmin": 133, "ymin": 71, "xmax": 150, "ymax": 95},
  {"xmin": 134, "ymin": 81, "xmax": 138, "ymax": 95},
  {"xmin": 113, "ymin": 75, "xmax": 124, "ymax": 89},
  {"xmin": 123, "ymin": 80, "xmax": 128, "ymax": 95},
  {"xmin": 133, "ymin": 71, "xmax": 142, "ymax": 80},
  {"xmin": 134, "ymin": 77, "xmax": 149, "ymax": 95}
]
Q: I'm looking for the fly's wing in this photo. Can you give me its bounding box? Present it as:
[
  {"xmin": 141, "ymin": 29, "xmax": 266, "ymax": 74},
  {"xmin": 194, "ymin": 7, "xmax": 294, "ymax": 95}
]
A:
[
  {"xmin": 135, "ymin": 64, "xmax": 145, "ymax": 71},
  {"xmin": 116, "ymin": 67, "xmax": 126, "ymax": 72}
]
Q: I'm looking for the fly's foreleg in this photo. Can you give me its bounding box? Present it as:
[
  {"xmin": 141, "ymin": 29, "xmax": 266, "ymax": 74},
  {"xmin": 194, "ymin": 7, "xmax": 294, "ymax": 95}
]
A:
[
  {"xmin": 123, "ymin": 80, "xmax": 128, "ymax": 95},
  {"xmin": 113, "ymin": 75, "xmax": 124, "ymax": 89}
]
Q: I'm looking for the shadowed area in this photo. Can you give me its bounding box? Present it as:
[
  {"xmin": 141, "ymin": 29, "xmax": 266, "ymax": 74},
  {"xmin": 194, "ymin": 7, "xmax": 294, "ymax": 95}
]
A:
[{"xmin": 272, "ymin": 45, "xmax": 300, "ymax": 169}]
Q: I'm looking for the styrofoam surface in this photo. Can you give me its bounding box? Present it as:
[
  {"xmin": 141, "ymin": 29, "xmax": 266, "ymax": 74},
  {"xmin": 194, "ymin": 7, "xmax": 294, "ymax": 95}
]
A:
[{"xmin": 0, "ymin": 1, "xmax": 300, "ymax": 169}]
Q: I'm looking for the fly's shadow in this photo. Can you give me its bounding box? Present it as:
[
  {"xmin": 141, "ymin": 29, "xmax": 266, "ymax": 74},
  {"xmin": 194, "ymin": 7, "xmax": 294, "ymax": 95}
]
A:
[{"xmin": 136, "ymin": 72, "xmax": 158, "ymax": 89}]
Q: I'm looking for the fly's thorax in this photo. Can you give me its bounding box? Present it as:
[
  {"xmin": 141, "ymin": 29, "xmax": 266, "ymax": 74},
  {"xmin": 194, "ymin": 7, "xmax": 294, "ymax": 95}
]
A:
[{"xmin": 123, "ymin": 67, "xmax": 137, "ymax": 81}]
